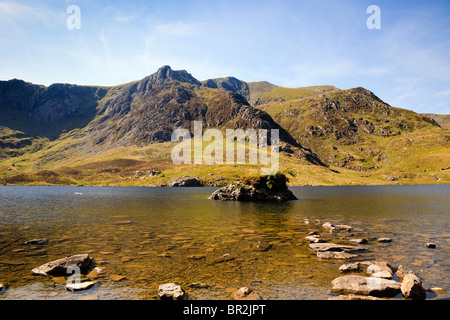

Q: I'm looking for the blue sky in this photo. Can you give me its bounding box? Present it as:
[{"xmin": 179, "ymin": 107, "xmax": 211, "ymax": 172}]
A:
[{"xmin": 0, "ymin": 0, "xmax": 449, "ymax": 114}]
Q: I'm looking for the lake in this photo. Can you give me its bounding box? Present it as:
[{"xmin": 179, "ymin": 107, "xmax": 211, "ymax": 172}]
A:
[{"xmin": 0, "ymin": 185, "xmax": 448, "ymax": 300}]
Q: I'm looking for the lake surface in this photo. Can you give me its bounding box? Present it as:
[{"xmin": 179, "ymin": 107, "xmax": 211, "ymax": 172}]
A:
[{"xmin": 0, "ymin": 185, "xmax": 448, "ymax": 300}]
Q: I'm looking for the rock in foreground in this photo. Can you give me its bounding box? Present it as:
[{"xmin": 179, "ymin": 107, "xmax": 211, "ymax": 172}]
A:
[
  {"xmin": 401, "ymin": 273, "xmax": 426, "ymax": 300},
  {"xmin": 331, "ymin": 275, "xmax": 401, "ymax": 297},
  {"xmin": 158, "ymin": 283, "xmax": 186, "ymax": 300},
  {"xmin": 32, "ymin": 254, "xmax": 95, "ymax": 276}
]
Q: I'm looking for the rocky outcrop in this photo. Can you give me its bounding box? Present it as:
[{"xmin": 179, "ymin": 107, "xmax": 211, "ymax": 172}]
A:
[
  {"xmin": 31, "ymin": 254, "xmax": 95, "ymax": 276},
  {"xmin": 209, "ymin": 183, "xmax": 297, "ymax": 202},
  {"xmin": 168, "ymin": 177, "xmax": 203, "ymax": 187}
]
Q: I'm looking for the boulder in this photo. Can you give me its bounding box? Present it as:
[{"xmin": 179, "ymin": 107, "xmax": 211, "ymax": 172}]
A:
[
  {"xmin": 31, "ymin": 254, "xmax": 95, "ymax": 276},
  {"xmin": 158, "ymin": 283, "xmax": 186, "ymax": 300},
  {"xmin": 0, "ymin": 283, "xmax": 4, "ymax": 292},
  {"xmin": 169, "ymin": 177, "xmax": 203, "ymax": 187},
  {"xmin": 209, "ymin": 183, "xmax": 297, "ymax": 202},
  {"xmin": 366, "ymin": 262, "xmax": 395, "ymax": 279},
  {"xmin": 396, "ymin": 265, "xmax": 415, "ymax": 282},
  {"xmin": 378, "ymin": 238, "xmax": 392, "ymax": 243},
  {"xmin": 231, "ymin": 287, "xmax": 262, "ymax": 300},
  {"xmin": 331, "ymin": 275, "xmax": 401, "ymax": 297},
  {"xmin": 425, "ymin": 243, "xmax": 436, "ymax": 248},
  {"xmin": 401, "ymin": 273, "xmax": 426, "ymax": 300}
]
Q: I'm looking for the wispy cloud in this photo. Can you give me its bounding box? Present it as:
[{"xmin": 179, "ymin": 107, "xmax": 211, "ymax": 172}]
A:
[
  {"xmin": 0, "ymin": 0, "xmax": 61, "ymax": 26},
  {"xmin": 102, "ymin": 5, "xmax": 146, "ymax": 23},
  {"xmin": 154, "ymin": 21, "xmax": 201, "ymax": 37}
]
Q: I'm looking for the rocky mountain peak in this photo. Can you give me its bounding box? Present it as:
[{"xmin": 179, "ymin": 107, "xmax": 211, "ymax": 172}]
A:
[
  {"xmin": 135, "ymin": 65, "xmax": 201, "ymax": 93},
  {"xmin": 149, "ymin": 65, "xmax": 201, "ymax": 86}
]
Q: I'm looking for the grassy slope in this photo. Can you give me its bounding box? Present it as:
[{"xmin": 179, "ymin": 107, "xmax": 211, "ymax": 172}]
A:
[{"xmin": 1, "ymin": 82, "xmax": 448, "ymax": 187}]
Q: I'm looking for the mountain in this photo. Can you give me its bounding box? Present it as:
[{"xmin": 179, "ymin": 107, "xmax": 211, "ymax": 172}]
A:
[
  {"xmin": 0, "ymin": 66, "xmax": 449, "ymax": 186},
  {"xmin": 257, "ymin": 87, "xmax": 446, "ymax": 171},
  {"xmin": 421, "ymin": 113, "xmax": 450, "ymax": 129}
]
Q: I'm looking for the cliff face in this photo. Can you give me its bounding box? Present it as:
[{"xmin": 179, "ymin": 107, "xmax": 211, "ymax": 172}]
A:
[
  {"xmin": 0, "ymin": 78, "xmax": 106, "ymax": 137},
  {"xmin": 0, "ymin": 66, "xmax": 321, "ymax": 165}
]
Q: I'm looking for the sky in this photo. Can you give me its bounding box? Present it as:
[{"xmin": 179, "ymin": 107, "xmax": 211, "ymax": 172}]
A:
[{"xmin": 0, "ymin": 0, "xmax": 449, "ymax": 114}]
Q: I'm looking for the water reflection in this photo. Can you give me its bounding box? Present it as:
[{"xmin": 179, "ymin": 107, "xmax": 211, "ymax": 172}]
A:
[{"xmin": 0, "ymin": 185, "xmax": 448, "ymax": 300}]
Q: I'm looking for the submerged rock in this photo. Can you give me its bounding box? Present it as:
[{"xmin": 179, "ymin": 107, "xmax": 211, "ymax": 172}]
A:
[
  {"xmin": 24, "ymin": 239, "xmax": 48, "ymax": 245},
  {"xmin": 209, "ymin": 182, "xmax": 297, "ymax": 202},
  {"xmin": 308, "ymin": 243, "xmax": 365, "ymax": 253},
  {"xmin": 31, "ymin": 254, "xmax": 95, "ymax": 276},
  {"xmin": 158, "ymin": 283, "xmax": 186, "ymax": 300},
  {"xmin": 430, "ymin": 287, "xmax": 446, "ymax": 295},
  {"xmin": 317, "ymin": 251, "xmax": 359, "ymax": 260},
  {"xmin": 329, "ymin": 294, "xmax": 382, "ymax": 300},
  {"xmin": 231, "ymin": 287, "xmax": 262, "ymax": 300},
  {"xmin": 66, "ymin": 281, "xmax": 97, "ymax": 292}
]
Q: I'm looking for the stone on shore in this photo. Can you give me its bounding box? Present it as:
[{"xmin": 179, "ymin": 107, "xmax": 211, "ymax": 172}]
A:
[
  {"xmin": 425, "ymin": 243, "xmax": 436, "ymax": 248},
  {"xmin": 401, "ymin": 273, "xmax": 426, "ymax": 300},
  {"xmin": 169, "ymin": 177, "xmax": 203, "ymax": 187},
  {"xmin": 0, "ymin": 283, "xmax": 4, "ymax": 292},
  {"xmin": 231, "ymin": 287, "xmax": 262, "ymax": 300},
  {"xmin": 158, "ymin": 283, "xmax": 186, "ymax": 300},
  {"xmin": 378, "ymin": 238, "xmax": 392, "ymax": 243},
  {"xmin": 331, "ymin": 275, "xmax": 401, "ymax": 297},
  {"xmin": 31, "ymin": 254, "xmax": 96, "ymax": 276}
]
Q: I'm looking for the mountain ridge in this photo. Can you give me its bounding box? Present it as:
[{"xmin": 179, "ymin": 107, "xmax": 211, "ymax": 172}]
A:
[{"xmin": 1, "ymin": 65, "xmax": 448, "ymax": 186}]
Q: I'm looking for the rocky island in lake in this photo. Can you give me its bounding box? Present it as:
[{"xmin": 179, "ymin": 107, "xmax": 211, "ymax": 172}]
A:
[{"xmin": 209, "ymin": 173, "xmax": 298, "ymax": 202}]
